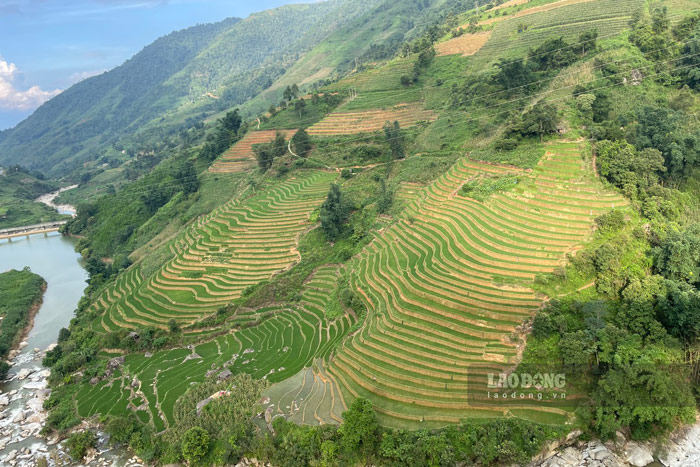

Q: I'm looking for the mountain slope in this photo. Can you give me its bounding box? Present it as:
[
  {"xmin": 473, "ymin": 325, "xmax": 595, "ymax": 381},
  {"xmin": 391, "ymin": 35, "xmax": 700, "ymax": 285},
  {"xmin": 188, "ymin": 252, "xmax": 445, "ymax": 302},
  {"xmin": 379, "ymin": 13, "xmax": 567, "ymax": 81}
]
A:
[
  {"xmin": 0, "ymin": 0, "xmax": 383, "ymax": 178},
  {"xmin": 0, "ymin": 19, "xmax": 237, "ymax": 177}
]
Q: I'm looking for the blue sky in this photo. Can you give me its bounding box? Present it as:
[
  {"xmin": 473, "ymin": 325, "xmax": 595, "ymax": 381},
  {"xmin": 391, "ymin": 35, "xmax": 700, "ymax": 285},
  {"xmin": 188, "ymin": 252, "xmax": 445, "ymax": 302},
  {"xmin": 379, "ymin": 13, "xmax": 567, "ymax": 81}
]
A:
[{"xmin": 0, "ymin": 0, "xmax": 310, "ymax": 130}]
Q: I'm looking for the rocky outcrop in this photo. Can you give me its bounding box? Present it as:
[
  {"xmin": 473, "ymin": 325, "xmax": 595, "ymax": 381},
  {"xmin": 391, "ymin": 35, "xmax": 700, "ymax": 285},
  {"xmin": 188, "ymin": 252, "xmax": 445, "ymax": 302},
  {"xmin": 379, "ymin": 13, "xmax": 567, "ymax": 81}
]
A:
[{"xmin": 533, "ymin": 422, "xmax": 700, "ymax": 467}]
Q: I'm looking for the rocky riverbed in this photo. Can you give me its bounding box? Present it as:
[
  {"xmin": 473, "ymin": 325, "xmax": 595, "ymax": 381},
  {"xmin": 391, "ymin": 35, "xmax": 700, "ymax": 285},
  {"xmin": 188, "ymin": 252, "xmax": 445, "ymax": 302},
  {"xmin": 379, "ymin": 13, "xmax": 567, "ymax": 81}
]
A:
[
  {"xmin": 35, "ymin": 185, "xmax": 78, "ymax": 217},
  {"xmin": 0, "ymin": 343, "xmax": 141, "ymax": 466},
  {"xmin": 533, "ymin": 422, "xmax": 700, "ymax": 467}
]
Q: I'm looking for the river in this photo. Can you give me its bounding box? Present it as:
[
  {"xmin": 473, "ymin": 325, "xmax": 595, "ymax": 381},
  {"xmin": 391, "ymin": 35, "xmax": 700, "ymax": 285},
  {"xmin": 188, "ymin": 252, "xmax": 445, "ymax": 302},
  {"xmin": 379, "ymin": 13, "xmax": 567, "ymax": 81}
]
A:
[
  {"xmin": 0, "ymin": 233, "xmax": 136, "ymax": 465},
  {"xmin": 35, "ymin": 186, "xmax": 78, "ymax": 217}
]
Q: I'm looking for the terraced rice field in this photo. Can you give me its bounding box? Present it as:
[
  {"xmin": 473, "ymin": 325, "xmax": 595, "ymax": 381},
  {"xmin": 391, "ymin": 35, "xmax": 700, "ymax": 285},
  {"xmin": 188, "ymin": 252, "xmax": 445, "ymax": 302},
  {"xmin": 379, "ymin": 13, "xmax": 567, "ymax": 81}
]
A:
[
  {"xmin": 330, "ymin": 60, "xmax": 415, "ymax": 93},
  {"xmin": 77, "ymin": 262, "xmax": 355, "ymax": 431},
  {"xmin": 209, "ymin": 129, "xmax": 297, "ymax": 174},
  {"xmin": 436, "ymin": 31, "xmax": 493, "ymax": 57},
  {"xmin": 476, "ymin": 0, "xmax": 643, "ymax": 61},
  {"xmin": 88, "ymin": 171, "xmax": 335, "ymax": 332},
  {"xmin": 307, "ymin": 103, "xmax": 438, "ymax": 136},
  {"xmin": 327, "ymin": 140, "xmax": 627, "ymax": 428},
  {"xmin": 476, "ymin": 0, "xmax": 595, "ymax": 27},
  {"xmin": 263, "ymin": 360, "xmax": 347, "ymax": 426}
]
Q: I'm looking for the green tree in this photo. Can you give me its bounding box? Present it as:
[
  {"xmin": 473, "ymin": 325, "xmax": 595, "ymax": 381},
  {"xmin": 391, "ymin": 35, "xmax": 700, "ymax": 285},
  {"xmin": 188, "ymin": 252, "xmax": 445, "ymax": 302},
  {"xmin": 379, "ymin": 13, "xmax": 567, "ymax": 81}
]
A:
[
  {"xmin": 577, "ymin": 29, "xmax": 598, "ymax": 55},
  {"xmin": 105, "ymin": 415, "xmax": 137, "ymax": 445},
  {"xmin": 656, "ymin": 279, "xmax": 700, "ymax": 342},
  {"xmin": 494, "ymin": 58, "xmax": 533, "ymax": 94},
  {"xmin": 254, "ymin": 131, "xmax": 287, "ymax": 171},
  {"xmin": 517, "ymin": 102, "xmax": 559, "ymax": 140},
  {"xmin": 528, "ymin": 37, "xmax": 577, "ymax": 71},
  {"xmin": 591, "ymin": 327, "xmax": 695, "ymax": 440},
  {"xmin": 294, "ymin": 98, "xmax": 307, "ymax": 118},
  {"xmin": 168, "ymin": 318, "xmax": 180, "ymax": 333},
  {"xmin": 320, "ymin": 184, "xmax": 350, "ymax": 241},
  {"xmin": 635, "ymin": 106, "xmax": 700, "ymax": 178},
  {"xmin": 596, "ymin": 140, "xmax": 665, "ymax": 192},
  {"xmin": 377, "ymin": 178, "xmax": 394, "ymax": 214},
  {"xmin": 291, "ymin": 128, "xmax": 312, "ymax": 157},
  {"xmin": 255, "ymin": 145, "xmax": 275, "ymax": 171},
  {"xmin": 383, "ymin": 121, "xmax": 405, "ymax": 160},
  {"xmin": 182, "ymin": 426, "xmax": 210, "ymax": 464},
  {"xmin": 653, "ymin": 224, "xmax": 700, "ymax": 286},
  {"xmin": 340, "ymin": 398, "xmax": 380, "ymax": 461}
]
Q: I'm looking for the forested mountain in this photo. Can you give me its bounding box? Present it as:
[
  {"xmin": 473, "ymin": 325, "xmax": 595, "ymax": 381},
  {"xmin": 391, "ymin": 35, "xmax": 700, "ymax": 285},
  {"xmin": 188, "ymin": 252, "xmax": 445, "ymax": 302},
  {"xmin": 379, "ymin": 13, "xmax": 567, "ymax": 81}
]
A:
[
  {"xmin": 0, "ymin": 18, "xmax": 237, "ymax": 177},
  {"xmin": 0, "ymin": 0, "xmax": 475, "ymax": 180},
  {"xmin": 0, "ymin": 0, "xmax": 384, "ymax": 178}
]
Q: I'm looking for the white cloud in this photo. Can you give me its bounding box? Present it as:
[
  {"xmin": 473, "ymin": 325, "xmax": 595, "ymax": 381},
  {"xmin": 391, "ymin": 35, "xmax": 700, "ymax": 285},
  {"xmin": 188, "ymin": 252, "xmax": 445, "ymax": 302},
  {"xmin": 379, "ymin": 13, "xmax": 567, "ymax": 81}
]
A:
[
  {"xmin": 69, "ymin": 69, "xmax": 107, "ymax": 84},
  {"xmin": 0, "ymin": 58, "xmax": 62, "ymax": 110}
]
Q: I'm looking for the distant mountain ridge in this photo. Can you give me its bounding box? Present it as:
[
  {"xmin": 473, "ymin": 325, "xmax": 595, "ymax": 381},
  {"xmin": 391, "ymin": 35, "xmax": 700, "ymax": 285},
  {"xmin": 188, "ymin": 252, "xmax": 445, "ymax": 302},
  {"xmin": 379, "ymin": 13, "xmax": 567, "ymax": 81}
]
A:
[
  {"xmin": 0, "ymin": 0, "xmax": 467, "ymax": 178},
  {"xmin": 0, "ymin": 0, "xmax": 381, "ymax": 177}
]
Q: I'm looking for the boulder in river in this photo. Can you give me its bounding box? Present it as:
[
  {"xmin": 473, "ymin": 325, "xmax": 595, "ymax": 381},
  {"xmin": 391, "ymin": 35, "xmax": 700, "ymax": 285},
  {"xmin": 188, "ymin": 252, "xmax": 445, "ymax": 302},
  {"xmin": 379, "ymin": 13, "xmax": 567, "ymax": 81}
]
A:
[
  {"xmin": 624, "ymin": 442, "xmax": 654, "ymax": 467},
  {"xmin": 12, "ymin": 411, "xmax": 25, "ymax": 423}
]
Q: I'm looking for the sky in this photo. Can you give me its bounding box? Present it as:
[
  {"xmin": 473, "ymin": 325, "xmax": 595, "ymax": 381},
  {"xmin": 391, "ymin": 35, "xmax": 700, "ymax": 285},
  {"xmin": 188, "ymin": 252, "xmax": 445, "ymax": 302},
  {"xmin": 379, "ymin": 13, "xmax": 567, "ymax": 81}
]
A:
[{"xmin": 0, "ymin": 0, "xmax": 310, "ymax": 130}]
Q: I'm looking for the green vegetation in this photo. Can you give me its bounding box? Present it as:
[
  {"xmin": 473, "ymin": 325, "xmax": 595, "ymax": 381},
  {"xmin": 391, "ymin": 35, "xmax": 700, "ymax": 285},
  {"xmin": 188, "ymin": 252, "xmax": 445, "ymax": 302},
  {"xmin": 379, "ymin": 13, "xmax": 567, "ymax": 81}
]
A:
[
  {"xmin": 0, "ymin": 166, "xmax": 67, "ymax": 229},
  {"xmin": 65, "ymin": 430, "xmax": 98, "ymax": 461},
  {"xmin": 34, "ymin": 1, "xmax": 700, "ymax": 465},
  {"xmin": 528, "ymin": 3, "xmax": 700, "ymax": 442},
  {"xmin": 459, "ymin": 173, "xmax": 523, "ymax": 201},
  {"xmin": 320, "ymin": 184, "xmax": 351, "ymax": 240},
  {"xmin": 0, "ymin": 268, "xmax": 45, "ymax": 379}
]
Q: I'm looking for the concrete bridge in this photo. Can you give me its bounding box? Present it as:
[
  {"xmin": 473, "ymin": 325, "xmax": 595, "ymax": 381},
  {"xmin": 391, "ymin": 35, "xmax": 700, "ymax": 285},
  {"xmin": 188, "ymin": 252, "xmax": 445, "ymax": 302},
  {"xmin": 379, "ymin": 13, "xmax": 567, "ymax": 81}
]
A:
[{"xmin": 0, "ymin": 221, "xmax": 68, "ymax": 241}]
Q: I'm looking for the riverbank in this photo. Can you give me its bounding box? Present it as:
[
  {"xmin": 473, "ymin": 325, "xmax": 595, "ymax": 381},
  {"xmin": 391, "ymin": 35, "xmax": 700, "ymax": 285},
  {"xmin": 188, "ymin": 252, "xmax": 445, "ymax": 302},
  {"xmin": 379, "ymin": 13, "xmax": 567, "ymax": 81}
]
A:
[
  {"xmin": 35, "ymin": 186, "xmax": 78, "ymax": 217},
  {"xmin": 6, "ymin": 282, "xmax": 46, "ymax": 363},
  {"xmin": 0, "ymin": 270, "xmax": 47, "ymax": 377},
  {"xmin": 532, "ymin": 420, "xmax": 700, "ymax": 467}
]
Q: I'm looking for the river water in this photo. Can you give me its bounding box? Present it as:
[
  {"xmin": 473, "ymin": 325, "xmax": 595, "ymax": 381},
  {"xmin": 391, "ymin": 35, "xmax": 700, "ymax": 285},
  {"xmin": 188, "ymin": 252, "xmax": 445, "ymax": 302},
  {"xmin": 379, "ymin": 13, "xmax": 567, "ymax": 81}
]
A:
[{"xmin": 0, "ymin": 233, "xmax": 135, "ymax": 465}]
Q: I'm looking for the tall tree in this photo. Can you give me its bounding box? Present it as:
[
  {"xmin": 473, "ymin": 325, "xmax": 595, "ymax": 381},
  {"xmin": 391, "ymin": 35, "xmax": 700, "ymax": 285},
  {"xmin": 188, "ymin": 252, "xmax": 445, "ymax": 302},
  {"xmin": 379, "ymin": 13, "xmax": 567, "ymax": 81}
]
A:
[
  {"xmin": 383, "ymin": 121, "xmax": 405, "ymax": 160},
  {"xmin": 320, "ymin": 184, "xmax": 349, "ymax": 240},
  {"xmin": 339, "ymin": 398, "xmax": 380, "ymax": 462},
  {"xmin": 291, "ymin": 128, "xmax": 312, "ymax": 157}
]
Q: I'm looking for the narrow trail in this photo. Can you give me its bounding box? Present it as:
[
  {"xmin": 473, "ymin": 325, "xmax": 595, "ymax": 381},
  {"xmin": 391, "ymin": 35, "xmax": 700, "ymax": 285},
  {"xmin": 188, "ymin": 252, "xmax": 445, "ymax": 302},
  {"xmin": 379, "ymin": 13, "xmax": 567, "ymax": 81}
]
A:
[{"xmin": 591, "ymin": 151, "xmax": 599, "ymax": 178}]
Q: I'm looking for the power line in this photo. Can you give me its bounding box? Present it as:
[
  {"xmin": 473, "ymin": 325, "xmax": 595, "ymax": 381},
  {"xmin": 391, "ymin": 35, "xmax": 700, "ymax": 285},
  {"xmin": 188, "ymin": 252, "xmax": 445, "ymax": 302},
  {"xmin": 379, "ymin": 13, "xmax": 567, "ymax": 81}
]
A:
[
  {"xmin": 252, "ymin": 6, "xmax": 700, "ymax": 132},
  {"xmin": 71, "ymin": 20, "xmax": 700, "ymax": 201}
]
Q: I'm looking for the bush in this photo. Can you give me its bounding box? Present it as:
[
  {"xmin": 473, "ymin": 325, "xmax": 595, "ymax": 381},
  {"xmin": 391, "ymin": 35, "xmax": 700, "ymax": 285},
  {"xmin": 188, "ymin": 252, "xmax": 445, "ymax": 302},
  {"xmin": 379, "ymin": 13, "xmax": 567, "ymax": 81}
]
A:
[
  {"xmin": 182, "ymin": 426, "xmax": 210, "ymax": 465},
  {"xmin": 595, "ymin": 210, "xmax": 626, "ymax": 233},
  {"xmin": 66, "ymin": 430, "xmax": 98, "ymax": 461},
  {"xmin": 494, "ymin": 137, "xmax": 520, "ymax": 151}
]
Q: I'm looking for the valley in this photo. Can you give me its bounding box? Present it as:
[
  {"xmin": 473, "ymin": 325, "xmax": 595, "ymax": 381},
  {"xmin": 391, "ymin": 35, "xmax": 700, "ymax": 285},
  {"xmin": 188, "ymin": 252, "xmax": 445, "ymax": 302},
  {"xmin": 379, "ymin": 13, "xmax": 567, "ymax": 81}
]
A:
[{"xmin": 1, "ymin": 0, "xmax": 700, "ymax": 465}]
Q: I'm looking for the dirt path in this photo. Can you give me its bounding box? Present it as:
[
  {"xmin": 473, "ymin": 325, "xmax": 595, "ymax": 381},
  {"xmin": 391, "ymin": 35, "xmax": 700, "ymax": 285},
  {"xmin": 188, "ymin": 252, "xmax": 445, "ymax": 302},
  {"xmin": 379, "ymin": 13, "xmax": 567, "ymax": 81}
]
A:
[{"xmin": 591, "ymin": 151, "xmax": 599, "ymax": 178}]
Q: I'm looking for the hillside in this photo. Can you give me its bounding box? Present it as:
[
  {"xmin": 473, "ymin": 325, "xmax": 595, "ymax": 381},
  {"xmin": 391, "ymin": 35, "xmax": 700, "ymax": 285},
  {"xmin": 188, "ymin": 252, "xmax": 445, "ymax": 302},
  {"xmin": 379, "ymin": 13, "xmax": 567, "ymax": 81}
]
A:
[
  {"xmin": 39, "ymin": 0, "xmax": 700, "ymax": 465},
  {"xmin": 0, "ymin": 0, "xmax": 383, "ymax": 179},
  {"xmin": 0, "ymin": 0, "xmax": 455, "ymax": 181},
  {"xmin": 0, "ymin": 166, "xmax": 68, "ymax": 229}
]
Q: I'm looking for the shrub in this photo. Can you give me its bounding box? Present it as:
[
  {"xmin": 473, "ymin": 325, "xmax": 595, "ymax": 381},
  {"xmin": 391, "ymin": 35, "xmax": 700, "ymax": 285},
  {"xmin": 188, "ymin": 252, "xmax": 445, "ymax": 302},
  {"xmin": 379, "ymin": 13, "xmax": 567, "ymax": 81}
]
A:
[
  {"xmin": 66, "ymin": 430, "xmax": 97, "ymax": 461},
  {"xmin": 595, "ymin": 210, "xmax": 626, "ymax": 233},
  {"xmin": 182, "ymin": 426, "xmax": 210, "ymax": 465}
]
